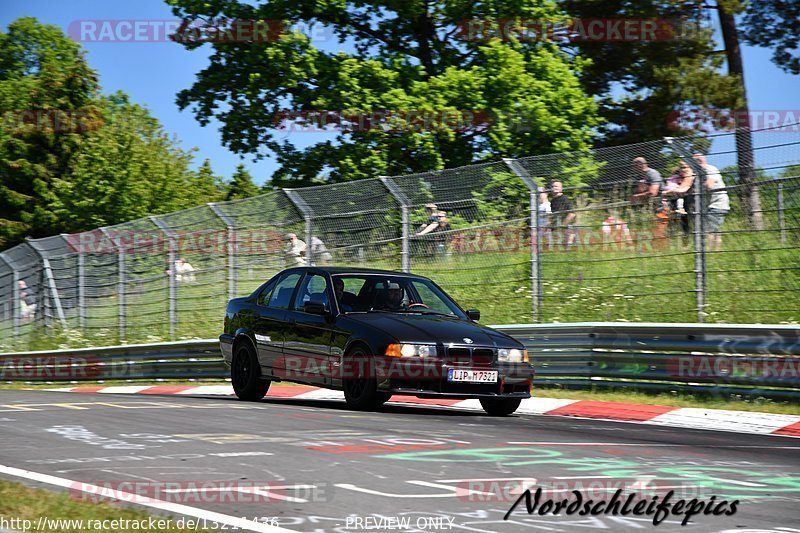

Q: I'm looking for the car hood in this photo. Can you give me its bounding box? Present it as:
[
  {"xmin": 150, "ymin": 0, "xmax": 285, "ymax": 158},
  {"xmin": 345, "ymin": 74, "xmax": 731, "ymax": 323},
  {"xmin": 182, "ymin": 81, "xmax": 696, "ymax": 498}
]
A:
[{"xmin": 345, "ymin": 313, "xmax": 522, "ymax": 348}]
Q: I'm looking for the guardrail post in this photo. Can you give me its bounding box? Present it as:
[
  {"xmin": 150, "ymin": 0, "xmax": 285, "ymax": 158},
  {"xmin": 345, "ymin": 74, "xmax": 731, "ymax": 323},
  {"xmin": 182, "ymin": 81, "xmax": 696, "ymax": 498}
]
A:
[
  {"xmin": 208, "ymin": 203, "xmax": 237, "ymax": 300},
  {"xmin": 379, "ymin": 176, "xmax": 411, "ymax": 272},
  {"xmin": 150, "ymin": 216, "xmax": 177, "ymax": 339},
  {"xmin": 665, "ymin": 139, "xmax": 707, "ymax": 322},
  {"xmin": 284, "ymin": 190, "xmax": 314, "ymax": 265},
  {"xmin": 777, "ymin": 180, "xmax": 786, "ymax": 244},
  {"xmin": 504, "ymin": 158, "xmax": 542, "ymax": 322},
  {"xmin": 0, "ymin": 253, "xmax": 20, "ymax": 338}
]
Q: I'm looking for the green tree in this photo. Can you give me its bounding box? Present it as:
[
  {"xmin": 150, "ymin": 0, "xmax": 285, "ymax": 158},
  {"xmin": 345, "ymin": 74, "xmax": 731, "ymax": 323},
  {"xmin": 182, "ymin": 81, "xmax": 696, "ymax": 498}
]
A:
[
  {"xmin": 194, "ymin": 158, "xmax": 226, "ymax": 202},
  {"xmin": 0, "ymin": 17, "xmax": 100, "ymax": 247},
  {"xmin": 741, "ymin": 0, "xmax": 800, "ymax": 75},
  {"xmin": 225, "ymin": 163, "xmax": 260, "ymax": 200},
  {"xmin": 167, "ymin": 0, "xmax": 600, "ymax": 186},
  {"xmin": 559, "ymin": 0, "xmax": 742, "ymax": 146},
  {"xmin": 48, "ymin": 92, "xmax": 201, "ymax": 231}
]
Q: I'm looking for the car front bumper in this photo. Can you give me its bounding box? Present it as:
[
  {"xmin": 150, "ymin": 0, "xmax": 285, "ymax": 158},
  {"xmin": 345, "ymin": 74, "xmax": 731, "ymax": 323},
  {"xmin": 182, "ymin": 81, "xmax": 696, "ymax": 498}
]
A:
[{"xmin": 373, "ymin": 359, "xmax": 533, "ymax": 399}]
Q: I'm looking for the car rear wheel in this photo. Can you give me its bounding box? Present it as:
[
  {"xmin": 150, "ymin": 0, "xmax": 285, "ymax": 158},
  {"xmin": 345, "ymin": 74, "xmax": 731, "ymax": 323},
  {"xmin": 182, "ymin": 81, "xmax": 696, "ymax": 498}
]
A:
[
  {"xmin": 231, "ymin": 341, "xmax": 270, "ymax": 401},
  {"xmin": 342, "ymin": 347, "xmax": 390, "ymax": 410},
  {"xmin": 480, "ymin": 397, "xmax": 522, "ymax": 416}
]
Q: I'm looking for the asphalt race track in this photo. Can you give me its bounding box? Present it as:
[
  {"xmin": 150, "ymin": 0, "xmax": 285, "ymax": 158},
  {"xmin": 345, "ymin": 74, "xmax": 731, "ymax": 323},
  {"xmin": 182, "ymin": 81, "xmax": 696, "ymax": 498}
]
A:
[{"xmin": 1, "ymin": 389, "xmax": 798, "ymax": 533}]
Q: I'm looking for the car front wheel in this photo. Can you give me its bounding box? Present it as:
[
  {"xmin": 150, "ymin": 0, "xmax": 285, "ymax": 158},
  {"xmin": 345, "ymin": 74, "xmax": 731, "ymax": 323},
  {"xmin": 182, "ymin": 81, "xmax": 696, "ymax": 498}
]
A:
[
  {"xmin": 342, "ymin": 347, "xmax": 391, "ymax": 410},
  {"xmin": 480, "ymin": 397, "xmax": 522, "ymax": 416},
  {"xmin": 231, "ymin": 341, "xmax": 270, "ymax": 401}
]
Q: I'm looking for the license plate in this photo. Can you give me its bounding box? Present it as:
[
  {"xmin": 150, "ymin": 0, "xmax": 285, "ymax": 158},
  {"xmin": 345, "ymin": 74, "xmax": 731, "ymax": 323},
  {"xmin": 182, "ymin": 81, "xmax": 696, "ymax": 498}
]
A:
[{"xmin": 447, "ymin": 369, "xmax": 498, "ymax": 383}]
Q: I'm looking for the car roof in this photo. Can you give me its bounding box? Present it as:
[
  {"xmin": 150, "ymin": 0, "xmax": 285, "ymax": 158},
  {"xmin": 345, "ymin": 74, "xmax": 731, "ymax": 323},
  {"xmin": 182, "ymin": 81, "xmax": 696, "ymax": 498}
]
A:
[{"xmin": 291, "ymin": 266, "xmax": 431, "ymax": 279}]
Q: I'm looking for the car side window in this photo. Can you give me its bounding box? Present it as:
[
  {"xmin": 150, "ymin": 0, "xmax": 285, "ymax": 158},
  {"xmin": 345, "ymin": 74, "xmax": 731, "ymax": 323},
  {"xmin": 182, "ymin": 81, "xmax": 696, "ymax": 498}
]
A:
[
  {"xmin": 267, "ymin": 273, "xmax": 302, "ymax": 309},
  {"xmin": 293, "ymin": 273, "xmax": 329, "ymax": 311},
  {"xmin": 256, "ymin": 278, "xmax": 278, "ymax": 306}
]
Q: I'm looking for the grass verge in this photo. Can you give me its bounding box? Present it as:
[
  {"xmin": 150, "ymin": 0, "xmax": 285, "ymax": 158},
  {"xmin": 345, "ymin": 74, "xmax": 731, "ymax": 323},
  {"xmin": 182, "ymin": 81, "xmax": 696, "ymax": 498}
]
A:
[{"xmin": 0, "ymin": 480, "xmax": 206, "ymax": 532}]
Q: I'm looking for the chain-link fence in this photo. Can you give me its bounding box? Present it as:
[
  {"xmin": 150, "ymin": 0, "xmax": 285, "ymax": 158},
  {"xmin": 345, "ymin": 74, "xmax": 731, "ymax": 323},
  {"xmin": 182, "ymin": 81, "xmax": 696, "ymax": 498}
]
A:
[{"xmin": 1, "ymin": 123, "xmax": 798, "ymax": 351}]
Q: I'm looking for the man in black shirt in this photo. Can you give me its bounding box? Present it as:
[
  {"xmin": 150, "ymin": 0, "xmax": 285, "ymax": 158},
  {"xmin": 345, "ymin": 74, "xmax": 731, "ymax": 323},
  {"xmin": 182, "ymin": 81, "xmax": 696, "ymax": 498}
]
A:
[{"xmin": 549, "ymin": 181, "xmax": 576, "ymax": 248}]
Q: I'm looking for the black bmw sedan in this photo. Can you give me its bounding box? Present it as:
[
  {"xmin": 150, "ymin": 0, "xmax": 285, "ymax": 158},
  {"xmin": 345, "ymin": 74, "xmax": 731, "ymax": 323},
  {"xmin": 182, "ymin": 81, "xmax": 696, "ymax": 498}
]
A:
[{"xmin": 219, "ymin": 267, "xmax": 533, "ymax": 416}]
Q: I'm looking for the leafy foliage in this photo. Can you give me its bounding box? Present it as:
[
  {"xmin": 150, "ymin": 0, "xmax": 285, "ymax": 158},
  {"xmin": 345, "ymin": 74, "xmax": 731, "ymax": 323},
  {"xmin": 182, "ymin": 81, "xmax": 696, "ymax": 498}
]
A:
[
  {"xmin": 559, "ymin": 0, "xmax": 743, "ymax": 145},
  {"xmin": 0, "ymin": 18, "xmax": 221, "ymax": 247},
  {"xmin": 225, "ymin": 163, "xmax": 260, "ymax": 200},
  {"xmin": 741, "ymin": 0, "xmax": 800, "ymax": 75},
  {"xmin": 0, "ymin": 17, "xmax": 100, "ymax": 247},
  {"xmin": 49, "ymin": 93, "xmax": 202, "ymax": 231},
  {"xmin": 167, "ymin": 0, "xmax": 600, "ymax": 186}
]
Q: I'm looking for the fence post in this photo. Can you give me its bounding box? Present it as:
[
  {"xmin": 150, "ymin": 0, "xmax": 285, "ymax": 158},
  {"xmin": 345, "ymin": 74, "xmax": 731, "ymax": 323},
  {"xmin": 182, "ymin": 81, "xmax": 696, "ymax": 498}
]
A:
[
  {"xmin": 284, "ymin": 190, "xmax": 314, "ymax": 265},
  {"xmin": 379, "ymin": 176, "xmax": 411, "ymax": 272},
  {"xmin": 666, "ymin": 138, "xmax": 707, "ymax": 322},
  {"xmin": 777, "ymin": 180, "xmax": 786, "ymax": 244},
  {"xmin": 75, "ymin": 233, "xmax": 86, "ymax": 332},
  {"xmin": 150, "ymin": 216, "xmax": 177, "ymax": 339},
  {"xmin": 0, "ymin": 253, "xmax": 20, "ymax": 339},
  {"xmin": 25, "ymin": 238, "xmax": 68, "ymax": 331},
  {"xmin": 208, "ymin": 203, "xmax": 237, "ymax": 300},
  {"xmin": 99, "ymin": 228, "xmax": 127, "ymax": 340},
  {"xmin": 503, "ymin": 158, "xmax": 542, "ymax": 322}
]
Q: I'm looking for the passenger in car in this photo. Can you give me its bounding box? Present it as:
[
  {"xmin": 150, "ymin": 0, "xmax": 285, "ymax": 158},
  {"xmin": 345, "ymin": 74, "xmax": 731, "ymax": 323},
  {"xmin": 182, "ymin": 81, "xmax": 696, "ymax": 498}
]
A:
[{"xmin": 333, "ymin": 277, "xmax": 354, "ymax": 312}]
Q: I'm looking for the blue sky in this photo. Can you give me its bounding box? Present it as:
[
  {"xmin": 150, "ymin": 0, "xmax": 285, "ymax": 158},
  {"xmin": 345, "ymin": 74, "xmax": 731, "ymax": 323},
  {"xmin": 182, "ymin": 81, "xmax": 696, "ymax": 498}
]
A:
[{"xmin": 2, "ymin": 0, "xmax": 798, "ymax": 185}]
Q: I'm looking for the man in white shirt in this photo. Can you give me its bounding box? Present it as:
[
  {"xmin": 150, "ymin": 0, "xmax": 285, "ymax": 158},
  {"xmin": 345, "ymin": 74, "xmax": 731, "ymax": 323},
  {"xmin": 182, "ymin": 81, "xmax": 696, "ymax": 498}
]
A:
[
  {"xmin": 174, "ymin": 258, "xmax": 196, "ymax": 282},
  {"xmin": 693, "ymin": 153, "xmax": 730, "ymax": 251},
  {"xmin": 284, "ymin": 233, "xmax": 307, "ymax": 266}
]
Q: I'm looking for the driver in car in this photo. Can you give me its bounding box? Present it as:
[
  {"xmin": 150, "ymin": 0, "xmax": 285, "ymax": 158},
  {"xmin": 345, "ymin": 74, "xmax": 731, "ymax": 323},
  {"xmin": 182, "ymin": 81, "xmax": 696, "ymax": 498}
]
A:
[
  {"xmin": 333, "ymin": 277, "xmax": 353, "ymax": 312},
  {"xmin": 378, "ymin": 282, "xmax": 406, "ymax": 311}
]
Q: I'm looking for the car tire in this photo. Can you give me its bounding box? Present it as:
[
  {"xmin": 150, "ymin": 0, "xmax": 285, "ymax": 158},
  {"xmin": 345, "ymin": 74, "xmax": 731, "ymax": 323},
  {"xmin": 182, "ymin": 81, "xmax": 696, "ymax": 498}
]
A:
[
  {"xmin": 479, "ymin": 397, "xmax": 522, "ymax": 416},
  {"xmin": 231, "ymin": 340, "xmax": 270, "ymax": 401},
  {"xmin": 342, "ymin": 346, "xmax": 391, "ymax": 410}
]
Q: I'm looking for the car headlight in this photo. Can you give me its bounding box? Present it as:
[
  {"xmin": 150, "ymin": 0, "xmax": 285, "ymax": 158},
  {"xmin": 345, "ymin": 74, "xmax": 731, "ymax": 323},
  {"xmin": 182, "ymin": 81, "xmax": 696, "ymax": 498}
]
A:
[
  {"xmin": 498, "ymin": 348, "xmax": 528, "ymax": 362},
  {"xmin": 385, "ymin": 343, "xmax": 438, "ymax": 357}
]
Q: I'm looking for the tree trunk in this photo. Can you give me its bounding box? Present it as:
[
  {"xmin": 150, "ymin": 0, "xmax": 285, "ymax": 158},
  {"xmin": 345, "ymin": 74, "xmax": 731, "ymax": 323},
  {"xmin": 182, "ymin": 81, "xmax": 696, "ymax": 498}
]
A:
[{"xmin": 718, "ymin": 2, "xmax": 764, "ymax": 230}]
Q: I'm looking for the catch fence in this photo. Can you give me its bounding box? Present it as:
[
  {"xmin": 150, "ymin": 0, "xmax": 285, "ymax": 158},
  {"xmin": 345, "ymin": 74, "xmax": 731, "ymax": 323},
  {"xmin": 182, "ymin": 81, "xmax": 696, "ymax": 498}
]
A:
[{"xmin": 1, "ymin": 123, "xmax": 798, "ymax": 351}]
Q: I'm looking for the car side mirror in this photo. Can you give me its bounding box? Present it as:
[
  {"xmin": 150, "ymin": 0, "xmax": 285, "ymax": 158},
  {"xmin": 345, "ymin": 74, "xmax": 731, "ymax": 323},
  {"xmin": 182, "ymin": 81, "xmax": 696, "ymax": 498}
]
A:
[
  {"xmin": 466, "ymin": 309, "xmax": 480, "ymax": 321},
  {"xmin": 304, "ymin": 300, "xmax": 328, "ymax": 315}
]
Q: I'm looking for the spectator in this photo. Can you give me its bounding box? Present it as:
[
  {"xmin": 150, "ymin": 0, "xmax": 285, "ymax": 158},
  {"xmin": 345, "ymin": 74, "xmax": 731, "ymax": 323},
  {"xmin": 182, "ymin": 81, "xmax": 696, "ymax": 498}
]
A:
[
  {"xmin": 174, "ymin": 258, "xmax": 196, "ymax": 283},
  {"xmin": 663, "ymin": 161, "xmax": 696, "ymax": 242},
  {"xmin": 415, "ymin": 203, "xmax": 441, "ymax": 256},
  {"xmin": 537, "ymin": 186, "xmax": 552, "ymax": 247},
  {"xmin": 549, "ymin": 181, "xmax": 577, "ymax": 248},
  {"xmin": 283, "ymin": 233, "xmax": 307, "ymax": 266},
  {"xmin": 693, "ymin": 153, "xmax": 730, "ymax": 251},
  {"xmin": 18, "ymin": 280, "xmax": 36, "ymax": 320},
  {"xmin": 433, "ymin": 211, "xmax": 452, "ymax": 256},
  {"xmin": 631, "ymin": 157, "xmax": 663, "ymax": 219},
  {"xmin": 601, "ymin": 212, "xmax": 633, "ymax": 248},
  {"xmin": 310, "ymin": 236, "xmax": 333, "ymax": 264},
  {"xmin": 415, "ymin": 203, "xmax": 439, "ymax": 237}
]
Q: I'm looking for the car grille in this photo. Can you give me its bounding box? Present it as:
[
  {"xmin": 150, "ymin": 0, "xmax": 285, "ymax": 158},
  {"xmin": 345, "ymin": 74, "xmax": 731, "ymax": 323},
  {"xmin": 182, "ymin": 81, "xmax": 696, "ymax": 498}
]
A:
[{"xmin": 444, "ymin": 347, "xmax": 495, "ymax": 366}]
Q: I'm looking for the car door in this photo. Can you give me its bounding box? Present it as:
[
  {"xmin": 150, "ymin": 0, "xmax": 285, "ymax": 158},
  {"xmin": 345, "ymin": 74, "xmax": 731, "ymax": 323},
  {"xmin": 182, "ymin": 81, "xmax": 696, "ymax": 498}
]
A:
[
  {"xmin": 254, "ymin": 271, "xmax": 302, "ymax": 374},
  {"xmin": 284, "ymin": 272, "xmax": 334, "ymax": 385}
]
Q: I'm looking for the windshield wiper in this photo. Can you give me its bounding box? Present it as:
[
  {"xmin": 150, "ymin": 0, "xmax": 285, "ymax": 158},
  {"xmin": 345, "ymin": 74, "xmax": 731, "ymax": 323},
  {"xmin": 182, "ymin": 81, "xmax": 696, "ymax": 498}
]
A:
[{"xmin": 399, "ymin": 310, "xmax": 456, "ymax": 317}]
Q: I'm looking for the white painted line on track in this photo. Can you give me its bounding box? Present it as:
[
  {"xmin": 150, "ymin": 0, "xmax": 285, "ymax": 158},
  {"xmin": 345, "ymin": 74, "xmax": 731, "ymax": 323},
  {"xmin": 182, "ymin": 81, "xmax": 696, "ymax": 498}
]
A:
[
  {"xmin": 96, "ymin": 386, "xmax": 152, "ymax": 394},
  {"xmin": 291, "ymin": 389, "xmax": 344, "ymax": 400},
  {"xmin": 0, "ymin": 464, "xmax": 298, "ymax": 533},
  {"xmin": 647, "ymin": 408, "xmax": 800, "ymax": 434},
  {"xmin": 507, "ymin": 442, "xmax": 683, "ymax": 446},
  {"xmin": 174, "ymin": 385, "xmax": 234, "ymax": 395}
]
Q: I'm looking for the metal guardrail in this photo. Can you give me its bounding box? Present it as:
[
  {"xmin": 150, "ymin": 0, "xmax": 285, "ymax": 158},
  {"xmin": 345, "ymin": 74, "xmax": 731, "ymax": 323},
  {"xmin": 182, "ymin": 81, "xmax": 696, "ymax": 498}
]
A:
[{"xmin": 1, "ymin": 323, "xmax": 798, "ymax": 399}]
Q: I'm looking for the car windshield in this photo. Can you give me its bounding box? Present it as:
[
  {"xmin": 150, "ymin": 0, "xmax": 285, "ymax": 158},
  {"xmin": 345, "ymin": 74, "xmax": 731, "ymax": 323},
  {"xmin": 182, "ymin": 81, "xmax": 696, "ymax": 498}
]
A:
[{"xmin": 331, "ymin": 274, "xmax": 466, "ymax": 318}]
